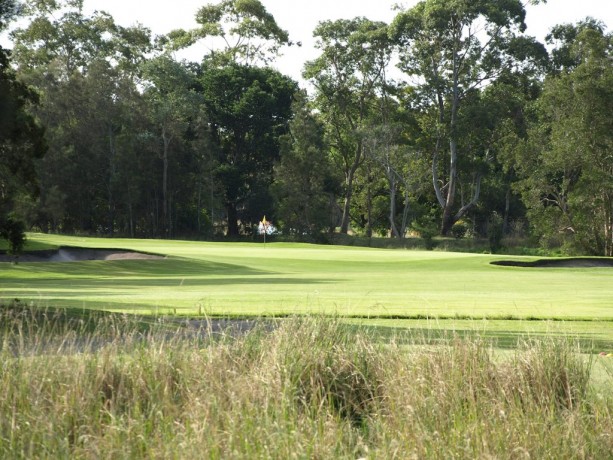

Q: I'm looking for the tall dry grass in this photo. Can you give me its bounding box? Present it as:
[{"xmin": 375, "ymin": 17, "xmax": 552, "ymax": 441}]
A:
[{"xmin": 0, "ymin": 306, "xmax": 612, "ymax": 458}]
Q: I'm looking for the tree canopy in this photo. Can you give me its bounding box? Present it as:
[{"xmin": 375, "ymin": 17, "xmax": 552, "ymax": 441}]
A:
[
  {"xmin": 1, "ymin": 0, "xmax": 611, "ymax": 256},
  {"xmin": 391, "ymin": 0, "xmax": 548, "ymax": 235},
  {"xmin": 1, "ymin": 0, "xmax": 47, "ymax": 253}
]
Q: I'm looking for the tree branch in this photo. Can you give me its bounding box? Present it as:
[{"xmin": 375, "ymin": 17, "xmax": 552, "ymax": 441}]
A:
[{"xmin": 454, "ymin": 174, "xmax": 482, "ymax": 221}]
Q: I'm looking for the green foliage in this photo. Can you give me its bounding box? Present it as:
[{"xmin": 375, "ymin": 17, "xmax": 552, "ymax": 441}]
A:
[
  {"xmin": 546, "ymin": 18, "xmax": 607, "ymax": 73},
  {"xmin": 451, "ymin": 220, "xmax": 469, "ymax": 239},
  {"xmin": 391, "ymin": 0, "xmax": 547, "ymax": 235},
  {"xmin": 305, "ymin": 17, "xmax": 393, "ymax": 234},
  {"xmin": 10, "ymin": 1, "xmax": 119, "ymax": 74},
  {"xmin": 9, "ymin": 1, "xmax": 219, "ymax": 238},
  {"xmin": 0, "ymin": 217, "xmax": 26, "ymax": 256},
  {"xmin": 0, "ymin": 53, "xmax": 46, "ymax": 190},
  {"xmin": 167, "ymin": 0, "xmax": 291, "ymax": 65},
  {"xmin": 141, "ymin": 56, "xmax": 204, "ymax": 237},
  {"xmin": 0, "ymin": 4, "xmax": 46, "ymax": 254},
  {"xmin": 0, "ymin": 0, "xmax": 19, "ymax": 30},
  {"xmin": 200, "ymin": 63, "xmax": 297, "ymax": 235},
  {"xmin": 273, "ymin": 93, "xmax": 340, "ymax": 236},
  {"xmin": 1, "ymin": 0, "xmax": 611, "ymax": 254},
  {"xmin": 412, "ymin": 216, "xmax": 438, "ymax": 250},
  {"xmin": 514, "ymin": 25, "xmax": 613, "ymax": 256}
]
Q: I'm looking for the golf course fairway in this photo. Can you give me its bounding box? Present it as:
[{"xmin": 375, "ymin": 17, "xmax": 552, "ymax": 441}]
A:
[{"xmin": 1, "ymin": 233, "xmax": 612, "ymax": 322}]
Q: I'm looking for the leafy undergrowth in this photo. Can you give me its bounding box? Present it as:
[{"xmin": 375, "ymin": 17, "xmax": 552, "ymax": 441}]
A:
[{"xmin": 0, "ymin": 308, "xmax": 612, "ymax": 459}]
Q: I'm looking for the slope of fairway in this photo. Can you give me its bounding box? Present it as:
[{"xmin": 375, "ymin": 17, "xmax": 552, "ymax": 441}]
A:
[{"xmin": 1, "ymin": 233, "xmax": 612, "ymax": 319}]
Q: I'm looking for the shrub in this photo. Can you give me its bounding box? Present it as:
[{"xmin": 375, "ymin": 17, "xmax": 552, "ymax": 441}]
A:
[
  {"xmin": 412, "ymin": 219, "xmax": 438, "ymax": 250},
  {"xmin": 0, "ymin": 217, "xmax": 26, "ymax": 258},
  {"xmin": 451, "ymin": 220, "xmax": 469, "ymax": 239}
]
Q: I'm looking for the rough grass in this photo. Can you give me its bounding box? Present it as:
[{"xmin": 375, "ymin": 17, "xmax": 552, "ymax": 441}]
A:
[{"xmin": 1, "ymin": 308, "xmax": 611, "ymax": 459}]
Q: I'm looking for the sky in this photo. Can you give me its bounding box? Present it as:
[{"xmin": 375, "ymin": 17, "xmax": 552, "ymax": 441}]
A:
[{"xmin": 9, "ymin": 0, "xmax": 613, "ymax": 83}]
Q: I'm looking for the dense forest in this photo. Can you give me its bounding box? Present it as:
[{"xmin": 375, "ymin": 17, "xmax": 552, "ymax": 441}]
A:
[{"xmin": 1, "ymin": 0, "xmax": 611, "ymax": 255}]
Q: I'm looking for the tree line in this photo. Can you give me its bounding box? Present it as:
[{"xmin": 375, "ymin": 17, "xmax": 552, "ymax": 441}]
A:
[{"xmin": 1, "ymin": 0, "xmax": 611, "ymax": 256}]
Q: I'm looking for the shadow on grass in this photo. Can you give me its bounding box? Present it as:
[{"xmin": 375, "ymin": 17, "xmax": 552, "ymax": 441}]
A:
[
  {"xmin": 0, "ymin": 302, "xmax": 153, "ymax": 334},
  {"xmin": 491, "ymin": 258, "xmax": 613, "ymax": 268},
  {"xmin": 3, "ymin": 277, "xmax": 334, "ymax": 299},
  {"xmin": 3, "ymin": 304, "xmax": 611, "ymax": 357},
  {"xmin": 0, "ymin": 257, "xmax": 270, "ymax": 279},
  {"xmin": 346, "ymin": 324, "xmax": 613, "ymax": 351}
]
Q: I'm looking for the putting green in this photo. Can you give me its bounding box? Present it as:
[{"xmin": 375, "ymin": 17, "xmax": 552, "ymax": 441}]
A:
[{"xmin": 1, "ymin": 233, "xmax": 612, "ymax": 320}]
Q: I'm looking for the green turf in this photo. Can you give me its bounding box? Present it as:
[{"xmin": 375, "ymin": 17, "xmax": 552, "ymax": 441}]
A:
[
  {"xmin": 342, "ymin": 318, "xmax": 613, "ymax": 349},
  {"xmin": 0, "ymin": 238, "xmax": 58, "ymax": 252},
  {"xmin": 1, "ymin": 233, "xmax": 612, "ymax": 322}
]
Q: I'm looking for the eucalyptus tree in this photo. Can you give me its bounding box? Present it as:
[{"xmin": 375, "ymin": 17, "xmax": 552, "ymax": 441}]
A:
[
  {"xmin": 0, "ymin": 0, "xmax": 19, "ymax": 29},
  {"xmin": 165, "ymin": 0, "xmax": 291, "ymax": 65},
  {"xmin": 304, "ymin": 17, "xmax": 394, "ymax": 234},
  {"xmin": 545, "ymin": 17, "xmax": 607, "ymax": 74},
  {"xmin": 390, "ymin": 0, "xmax": 547, "ymax": 235},
  {"xmin": 11, "ymin": 0, "xmax": 117, "ymax": 78},
  {"xmin": 363, "ymin": 121, "xmax": 423, "ymax": 239},
  {"xmin": 514, "ymin": 22, "xmax": 613, "ymax": 256}
]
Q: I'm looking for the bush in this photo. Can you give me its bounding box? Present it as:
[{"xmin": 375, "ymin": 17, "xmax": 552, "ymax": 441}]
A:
[
  {"xmin": 412, "ymin": 219, "xmax": 439, "ymax": 250},
  {"xmin": 451, "ymin": 220, "xmax": 469, "ymax": 239},
  {"xmin": 0, "ymin": 217, "xmax": 26, "ymax": 257}
]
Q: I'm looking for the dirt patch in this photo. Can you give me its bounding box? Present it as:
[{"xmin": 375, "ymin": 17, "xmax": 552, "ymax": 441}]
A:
[
  {"xmin": 491, "ymin": 258, "xmax": 613, "ymax": 268},
  {"xmin": 0, "ymin": 247, "xmax": 165, "ymax": 263}
]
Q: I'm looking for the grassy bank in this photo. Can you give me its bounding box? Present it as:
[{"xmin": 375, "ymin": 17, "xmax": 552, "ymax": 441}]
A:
[{"xmin": 1, "ymin": 310, "xmax": 611, "ymax": 458}]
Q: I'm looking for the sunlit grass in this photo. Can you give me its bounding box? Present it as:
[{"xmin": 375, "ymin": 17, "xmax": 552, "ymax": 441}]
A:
[
  {"xmin": 3, "ymin": 235, "xmax": 612, "ymax": 457},
  {"xmin": 1, "ymin": 233, "xmax": 612, "ymax": 322}
]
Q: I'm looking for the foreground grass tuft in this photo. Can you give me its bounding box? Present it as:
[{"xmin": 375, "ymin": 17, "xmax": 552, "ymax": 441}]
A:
[{"xmin": 1, "ymin": 308, "xmax": 612, "ymax": 458}]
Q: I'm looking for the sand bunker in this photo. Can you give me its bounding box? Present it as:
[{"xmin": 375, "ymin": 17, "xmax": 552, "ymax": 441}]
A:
[
  {"xmin": 0, "ymin": 247, "xmax": 165, "ymax": 263},
  {"xmin": 491, "ymin": 258, "xmax": 613, "ymax": 268}
]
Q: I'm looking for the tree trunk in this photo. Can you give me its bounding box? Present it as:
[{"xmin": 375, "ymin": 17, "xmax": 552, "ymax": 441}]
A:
[
  {"xmin": 604, "ymin": 192, "xmax": 613, "ymax": 257},
  {"xmin": 197, "ymin": 180, "xmax": 202, "ymax": 234},
  {"xmin": 441, "ymin": 137, "xmax": 458, "ymax": 235},
  {"xmin": 440, "ymin": 27, "xmax": 460, "ymax": 237},
  {"xmin": 340, "ymin": 170, "xmax": 355, "ymax": 234},
  {"xmin": 503, "ymin": 186, "xmax": 511, "ymax": 235},
  {"xmin": 128, "ymin": 200, "xmax": 134, "ymax": 238},
  {"xmin": 365, "ymin": 166, "xmax": 373, "ymax": 238},
  {"xmin": 161, "ymin": 126, "xmax": 171, "ymax": 238},
  {"xmin": 400, "ymin": 186, "xmax": 410, "ymax": 239},
  {"xmin": 227, "ymin": 203, "xmax": 239, "ymax": 236},
  {"xmin": 388, "ymin": 175, "xmax": 399, "ymax": 238},
  {"xmin": 107, "ymin": 125, "xmax": 116, "ymax": 236},
  {"xmin": 340, "ymin": 140, "xmax": 364, "ymax": 234}
]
